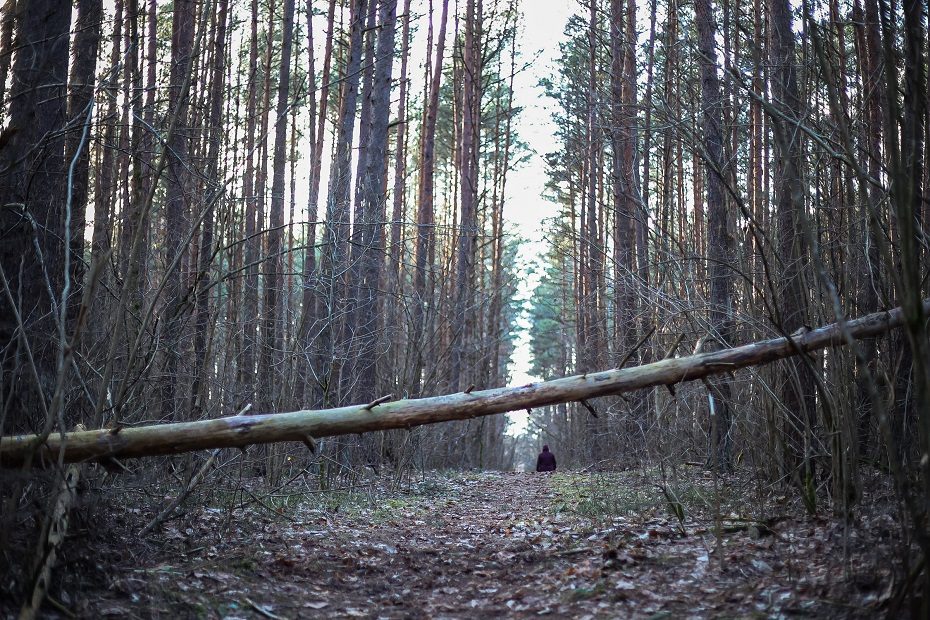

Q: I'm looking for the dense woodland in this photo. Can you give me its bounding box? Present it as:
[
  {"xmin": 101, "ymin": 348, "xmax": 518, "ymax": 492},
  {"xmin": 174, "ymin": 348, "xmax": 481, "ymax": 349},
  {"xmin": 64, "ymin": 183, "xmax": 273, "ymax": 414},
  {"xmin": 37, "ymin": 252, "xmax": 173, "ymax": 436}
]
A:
[{"xmin": 1, "ymin": 0, "xmax": 929, "ymax": 615}]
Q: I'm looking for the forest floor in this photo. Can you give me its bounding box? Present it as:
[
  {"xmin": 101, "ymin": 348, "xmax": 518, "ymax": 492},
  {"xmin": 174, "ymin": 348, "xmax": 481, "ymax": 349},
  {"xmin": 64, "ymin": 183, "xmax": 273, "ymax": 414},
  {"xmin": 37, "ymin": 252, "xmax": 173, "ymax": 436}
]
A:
[{"xmin": 3, "ymin": 466, "xmax": 907, "ymax": 618}]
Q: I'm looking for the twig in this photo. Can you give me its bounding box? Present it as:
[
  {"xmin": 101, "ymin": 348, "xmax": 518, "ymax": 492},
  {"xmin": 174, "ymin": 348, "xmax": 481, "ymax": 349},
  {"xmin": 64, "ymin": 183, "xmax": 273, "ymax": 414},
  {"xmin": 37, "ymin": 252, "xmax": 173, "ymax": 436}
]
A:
[
  {"xmin": 617, "ymin": 325, "xmax": 656, "ymax": 370},
  {"xmin": 579, "ymin": 399, "xmax": 599, "ymax": 418},
  {"xmin": 245, "ymin": 597, "xmax": 286, "ymax": 620},
  {"xmin": 236, "ymin": 486, "xmax": 296, "ymax": 521},
  {"xmin": 100, "ymin": 457, "xmax": 131, "ymax": 475},
  {"xmin": 139, "ymin": 449, "xmax": 220, "ymax": 536},
  {"xmin": 363, "ymin": 394, "xmax": 393, "ymax": 411},
  {"xmin": 663, "ymin": 333, "xmax": 686, "ymax": 359},
  {"xmin": 0, "ymin": 262, "xmax": 51, "ymax": 425},
  {"xmin": 43, "ymin": 596, "xmax": 76, "ymax": 619}
]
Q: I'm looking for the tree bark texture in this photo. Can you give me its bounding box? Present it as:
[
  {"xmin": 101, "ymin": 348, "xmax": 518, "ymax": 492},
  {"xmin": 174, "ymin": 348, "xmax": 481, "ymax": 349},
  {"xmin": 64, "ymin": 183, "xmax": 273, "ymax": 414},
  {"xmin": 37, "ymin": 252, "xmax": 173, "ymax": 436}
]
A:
[
  {"xmin": 0, "ymin": 0, "xmax": 71, "ymax": 428},
  {"xmin": 695, "ymin": 0, "xmax": 734, "ymax": 468},
  {"xmin": 768, "ymin": 0, "xmax": 817, "ymax": 476}
]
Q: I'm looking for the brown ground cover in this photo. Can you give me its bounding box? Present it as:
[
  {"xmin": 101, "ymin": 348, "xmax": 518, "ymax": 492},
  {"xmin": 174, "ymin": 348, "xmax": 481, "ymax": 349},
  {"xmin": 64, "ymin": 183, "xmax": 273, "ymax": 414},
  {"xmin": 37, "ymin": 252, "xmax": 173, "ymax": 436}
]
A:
[{"xmin": 0, "ymin": 468, "xmax": 903, "ymax": 618}]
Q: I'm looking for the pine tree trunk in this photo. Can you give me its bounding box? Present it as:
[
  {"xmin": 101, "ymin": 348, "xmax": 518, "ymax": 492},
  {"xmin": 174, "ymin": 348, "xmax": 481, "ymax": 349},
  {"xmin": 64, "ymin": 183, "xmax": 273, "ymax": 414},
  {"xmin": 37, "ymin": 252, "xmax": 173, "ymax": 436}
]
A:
[
  {"xmin": 240, "ymin": 0, "xmax": 261, "ymax": 409},
  {"xmin": 695, "ymin": 0, "xmax": 734, "ymax": 470},
  {"xmin": 411, "ymin": 0, "xmax": 449, "ymax": 395},
  {"xmin": 0, "ymin": 0, "xmax": 71, "ymax": 430},
  {"xmin": 160, "ymin": 0, "xmax": 196, "ymax": 421},
  {"xmin": 0, "ymin": 0, "xmax": 15, "ymax": 112},
  {"xmin": 295, "ymin": 0, "xmax": 336, "ymax": 408},
  {"xmin": 259, "ymin": 0, "xmax": 295, "ymax": 412},
  {"xmin": 65, "ymin": 0, "xmax": 102, "ymax": 316},
  {"xmin": 319, "ymin": 0, "xmax": 369, "ymax": 406},
  {"xmin": 192, "ymin": 0, "xmax": 230, "ymax": 418},
  {"xmin": 387, "ymin": 0, "xmax": 412, "ymax": 391},
  {"xmin": 451, "ymin": 0, "xmax": 482, "ymax": 391},
  {"xmin": 768, "ymin": 0, "xmax": 817, "ymax": 478},
  {"xmin": 353, "ymin": 0, "xmax": 398, "ymax": 403}
]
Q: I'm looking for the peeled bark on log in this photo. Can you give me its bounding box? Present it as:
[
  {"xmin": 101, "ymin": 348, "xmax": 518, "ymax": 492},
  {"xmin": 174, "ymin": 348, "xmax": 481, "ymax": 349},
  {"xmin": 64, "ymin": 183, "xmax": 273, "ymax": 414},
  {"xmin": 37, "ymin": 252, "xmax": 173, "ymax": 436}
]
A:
[{"xmin": 1, "ymin": 302, "xmax": 926, "ymax": 468}]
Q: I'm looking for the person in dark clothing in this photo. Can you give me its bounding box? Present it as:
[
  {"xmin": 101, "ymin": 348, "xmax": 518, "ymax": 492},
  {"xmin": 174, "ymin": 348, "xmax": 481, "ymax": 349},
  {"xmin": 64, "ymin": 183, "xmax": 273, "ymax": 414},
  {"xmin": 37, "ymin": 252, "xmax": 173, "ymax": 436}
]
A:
[{"xmin": 536, "ymin": 445, "xmax": 557, "ymax": 472}]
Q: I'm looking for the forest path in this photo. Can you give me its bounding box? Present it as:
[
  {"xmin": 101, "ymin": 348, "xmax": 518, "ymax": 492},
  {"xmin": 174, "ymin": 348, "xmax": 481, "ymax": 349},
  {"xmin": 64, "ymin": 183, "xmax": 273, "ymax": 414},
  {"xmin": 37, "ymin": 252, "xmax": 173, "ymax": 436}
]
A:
[
  {"xmin": 237, "ymin": 471, "xmax": 604, "ymax": 618},
  {"xmin": 76, "ymin": 470, "xmax": 885, "ymax": 618}
]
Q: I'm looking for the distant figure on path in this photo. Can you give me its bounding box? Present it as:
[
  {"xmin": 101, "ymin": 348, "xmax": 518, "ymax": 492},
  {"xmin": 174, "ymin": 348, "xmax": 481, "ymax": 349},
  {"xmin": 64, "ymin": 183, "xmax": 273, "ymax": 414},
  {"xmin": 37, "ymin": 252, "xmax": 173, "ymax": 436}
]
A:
[{"xmin": 536, "ymin": 445, "xmax": 557, "ymax": 472}]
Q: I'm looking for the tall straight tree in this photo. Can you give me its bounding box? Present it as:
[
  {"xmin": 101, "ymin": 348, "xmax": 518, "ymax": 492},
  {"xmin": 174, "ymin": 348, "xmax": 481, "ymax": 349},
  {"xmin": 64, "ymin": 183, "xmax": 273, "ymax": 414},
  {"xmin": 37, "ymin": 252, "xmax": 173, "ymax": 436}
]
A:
[
  {"xmin": 319, "ymin": 0, "xmax": 369, "ymax": 406},
  {"xmin": 610, "ymin": 0, "xmax": 635, "ymax": 364},
  {"xmin": 260, "ymin": 0, "xmax": 296, "ymax": 412},
  {"xmin": 87, "ymin": 0, "xmax": 124, "ymax": 429},
  {"xmin": 344, "ymin": 0, "xmax": 381, "ymax": 399},
  {"xmin": 412, "ymin": 0, "xmax": 450, "ymax": 394},
  {"xmin": 160, "ymin": 0, "xmax": 196, "ymax": 420},
  {"xmin": 850, "ymin": 0, "xmax": 882, "ymax": 457},
  {"xmin": 768, "ymin": 0, "xmax": 816, "ymax": 477},
  {"xmin": 638, "ymin": 0, "xmax": 656, "ymax": 297},
  {"xmin": 66, "ymin": 0, "xmax": 103, "ymax": 312},
  {"xmin": 882, "ymin": 0, "xmax": 930, "ymax": 531},
  {"xmin": 0, "ymin": 0, "xmax": 71, "ymax": 429},
  {"xmin": 192, "ymin": 0, "xmax": 230, "ymax": 417},
  {"xmin": 350, "ymin": 0, "xmax": 380, "ymax": 244},
  {"xmin": 353, "ymin": 0, "xmax": 398, "ymax": 403},
  {"xmin": 584, "ymin": 0, "xmax": 607, "ymax": 459},
  {"xmin": 117, "ymin": 0, "xmax": 139, "ymax": 282},
  {"xmin": 0, "ymin": 0, "xmax": 14, "ymax": 112},
  {"xmin": 119, "ymin": 0, "xmax": 159, "ymax": 324},
  {"xmin": 386, "ymin": 0, "xmax": 413, "ymax": 383},
  {"xmin": 451, "ymin": 0, "xmax": 482, "ymax": 391},
  {"xmin": 296, "ymin": 0, "xmax": 336, "ymax": 408},
  {"xmin": 239, "ymin": 0, "xmax": 261, "ymax": 408},
  {"xmin": 695, "ymin": 0, "xmax": 734, "ymax": 469}
]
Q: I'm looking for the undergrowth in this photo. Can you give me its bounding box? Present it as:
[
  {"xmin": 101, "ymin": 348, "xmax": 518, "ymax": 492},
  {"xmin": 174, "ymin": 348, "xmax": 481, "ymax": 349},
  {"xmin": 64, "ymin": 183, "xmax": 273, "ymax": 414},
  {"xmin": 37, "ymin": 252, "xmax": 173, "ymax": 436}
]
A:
[{"xmin": 549, "ymin": 469, "xmax": 760, "ymax": 526}]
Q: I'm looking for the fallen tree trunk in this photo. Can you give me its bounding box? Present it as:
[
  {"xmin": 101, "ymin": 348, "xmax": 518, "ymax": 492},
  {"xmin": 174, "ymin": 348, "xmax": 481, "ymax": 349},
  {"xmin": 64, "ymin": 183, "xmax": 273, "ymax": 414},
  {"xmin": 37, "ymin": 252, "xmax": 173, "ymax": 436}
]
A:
[{"xmin": 2, "ymin": 301, "xmax": 927, "ymax": 468}]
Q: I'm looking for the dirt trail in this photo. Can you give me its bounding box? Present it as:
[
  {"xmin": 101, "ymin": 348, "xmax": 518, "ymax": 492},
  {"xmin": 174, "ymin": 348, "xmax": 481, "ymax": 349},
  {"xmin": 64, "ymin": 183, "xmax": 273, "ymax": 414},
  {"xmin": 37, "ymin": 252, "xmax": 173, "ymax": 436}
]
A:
[
  {"xmin": 250, "ymin": 472, "xmax": 595, "ymax": 618},
  {"xmin": 83, "ymin": 472, "xmax": 616, "ymax": 618},
  {"xmin": 33, "ymin": 470, "xmax": 889, "ymax": 618},
  {"xmin": 329, "ymin": 472, "xmax": 570, "ymax": 616}
]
